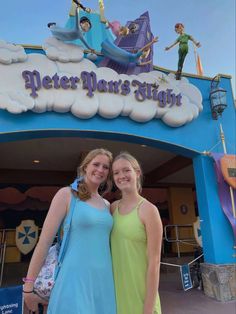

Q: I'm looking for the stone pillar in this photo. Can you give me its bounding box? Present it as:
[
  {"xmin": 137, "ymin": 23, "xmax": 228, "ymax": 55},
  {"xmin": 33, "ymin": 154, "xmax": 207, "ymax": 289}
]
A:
[{"xmin": 201, "ymin": 263, "xmax": 236, "ymax": 301}]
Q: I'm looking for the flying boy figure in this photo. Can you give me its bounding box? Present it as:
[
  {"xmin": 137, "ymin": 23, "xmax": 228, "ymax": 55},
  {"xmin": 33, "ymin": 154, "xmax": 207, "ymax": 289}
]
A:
[
  {"xmin": 165, "ymin": 23, "xmax": 201, "ymax": 80},
  {"xmin": 48, "ymin": 0, "xmax": 94, "ymax": 51}
]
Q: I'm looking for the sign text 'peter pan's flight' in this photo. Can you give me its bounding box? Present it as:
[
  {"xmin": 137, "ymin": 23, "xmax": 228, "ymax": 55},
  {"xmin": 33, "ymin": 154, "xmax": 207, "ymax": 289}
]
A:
[{"xmin": 22, "ymin": 70, "xmax": 182, "ymax": 107}]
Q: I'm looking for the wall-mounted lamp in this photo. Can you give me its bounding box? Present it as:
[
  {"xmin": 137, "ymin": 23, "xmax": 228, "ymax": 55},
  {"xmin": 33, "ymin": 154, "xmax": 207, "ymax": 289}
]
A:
[{"xmin": 210, "ymin": 75, "xmax": 227, "ymax": 120}]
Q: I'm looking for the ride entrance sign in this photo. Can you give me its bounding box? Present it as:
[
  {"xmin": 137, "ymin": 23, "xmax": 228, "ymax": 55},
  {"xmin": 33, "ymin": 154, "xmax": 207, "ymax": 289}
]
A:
[{"xmin": 0, "ymin": 285, "xmax": 23, "ymax": 314}]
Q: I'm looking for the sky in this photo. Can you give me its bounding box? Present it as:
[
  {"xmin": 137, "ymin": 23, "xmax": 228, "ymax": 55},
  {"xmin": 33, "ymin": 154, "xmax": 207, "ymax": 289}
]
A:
[{"xmin": 0, "ymin": 0, "xmax": 235, "ymax": 95}]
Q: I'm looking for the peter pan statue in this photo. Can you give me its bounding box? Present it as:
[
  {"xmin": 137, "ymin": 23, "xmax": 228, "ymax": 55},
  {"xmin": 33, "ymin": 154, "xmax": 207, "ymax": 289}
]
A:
[{"xmin": 165, "ymin": 23, "xmax": 201, "ymax": 80}]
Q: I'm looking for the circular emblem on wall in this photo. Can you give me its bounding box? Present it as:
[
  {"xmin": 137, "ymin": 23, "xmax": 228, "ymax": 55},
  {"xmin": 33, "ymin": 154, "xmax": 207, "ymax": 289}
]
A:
[{"xmin": 180, "ymin": 204, "xmax": 188, "ymax": 215}]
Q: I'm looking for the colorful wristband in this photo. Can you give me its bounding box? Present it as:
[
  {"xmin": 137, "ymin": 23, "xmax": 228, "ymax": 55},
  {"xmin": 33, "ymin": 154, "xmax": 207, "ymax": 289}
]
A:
[{"xmin": 22, "ymin": 277, "xmax": 35, "ymax": 283}]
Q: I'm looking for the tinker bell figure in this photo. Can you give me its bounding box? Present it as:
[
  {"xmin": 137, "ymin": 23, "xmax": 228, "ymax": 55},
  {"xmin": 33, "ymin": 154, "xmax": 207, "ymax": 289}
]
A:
[{"xmin": 165, "ymin": 23, "xmax": 201, "ymax": 80}]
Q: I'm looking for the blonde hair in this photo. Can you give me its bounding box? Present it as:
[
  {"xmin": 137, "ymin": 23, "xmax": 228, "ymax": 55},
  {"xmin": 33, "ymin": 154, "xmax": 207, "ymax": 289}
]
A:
[
  {"xmin": 119, "ymin": 26, "xmax": 129, "ymax": 36},
  {"xmin": 75, "ymin": 148, "xmax": 113, "ymax": 201},
  {"xmin": 113, "ymin": 151, "xmax": 143, "ymax": 193}
]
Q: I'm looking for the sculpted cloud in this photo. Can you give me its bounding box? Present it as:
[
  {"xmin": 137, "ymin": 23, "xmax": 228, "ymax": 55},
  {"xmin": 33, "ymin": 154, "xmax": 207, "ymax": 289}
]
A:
[{"xmin": 0, "ymin": 39, "xmax": 203, "ymax": 127}]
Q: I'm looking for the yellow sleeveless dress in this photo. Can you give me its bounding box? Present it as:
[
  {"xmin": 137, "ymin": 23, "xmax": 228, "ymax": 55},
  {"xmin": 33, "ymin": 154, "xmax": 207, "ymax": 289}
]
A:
[{"xmin": 111, "ymin": 199, "xmax": 162, "ymax": 314}]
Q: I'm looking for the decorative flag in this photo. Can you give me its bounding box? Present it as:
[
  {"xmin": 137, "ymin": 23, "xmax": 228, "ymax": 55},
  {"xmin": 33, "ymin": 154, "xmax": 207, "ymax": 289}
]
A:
[
  {"xmin": 211, "ymin": 153, "xmax": 236, "ymax": 244},
  {"xmin": 220, "ymin": 154, "xmax": 236, "ymax": 189},
  {"xmin": 196, "ymin": 53, "xmax": 203, "ymax": 76}
]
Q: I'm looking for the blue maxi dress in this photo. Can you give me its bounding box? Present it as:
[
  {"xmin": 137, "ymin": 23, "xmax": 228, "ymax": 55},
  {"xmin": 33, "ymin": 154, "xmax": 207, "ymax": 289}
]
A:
[{"xmin": 47, "ymin": 200, "xmax": 116, "ymax": 314}]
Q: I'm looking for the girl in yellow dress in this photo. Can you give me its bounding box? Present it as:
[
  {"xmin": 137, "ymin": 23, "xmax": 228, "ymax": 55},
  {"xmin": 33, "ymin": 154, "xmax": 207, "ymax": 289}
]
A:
[{"xmin": 111, "ymin": 152, "xmax": 163, "ymax": 314}]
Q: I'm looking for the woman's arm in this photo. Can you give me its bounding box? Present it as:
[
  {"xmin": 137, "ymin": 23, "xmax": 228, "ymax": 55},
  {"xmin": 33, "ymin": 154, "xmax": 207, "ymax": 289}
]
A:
[
  {"xmin": 23, "ymin": 187, "xmax": 71, "ymax": 311},
  {"xmin": 139, "ymin": 201, "xmax": 163, "ymax": 314}
]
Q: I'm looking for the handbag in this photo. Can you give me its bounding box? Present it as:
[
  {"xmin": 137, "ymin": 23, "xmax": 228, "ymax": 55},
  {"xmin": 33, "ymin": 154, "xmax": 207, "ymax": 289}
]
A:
[{"xmin": 33, "ymin": 194, "xmax": 77, "ymax": 301}]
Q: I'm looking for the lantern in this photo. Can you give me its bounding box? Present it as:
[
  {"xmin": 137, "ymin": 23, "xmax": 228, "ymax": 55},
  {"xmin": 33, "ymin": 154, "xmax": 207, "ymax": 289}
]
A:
[{"xmin": 210, "ymin": 76, "xmax": 227, "ymax": 120}]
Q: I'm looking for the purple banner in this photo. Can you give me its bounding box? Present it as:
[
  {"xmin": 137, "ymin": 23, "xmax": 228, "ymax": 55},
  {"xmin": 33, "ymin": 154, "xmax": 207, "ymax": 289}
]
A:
[{"xmin": 211, "ymin": 153, "xmax": 236, "ymax": 244}]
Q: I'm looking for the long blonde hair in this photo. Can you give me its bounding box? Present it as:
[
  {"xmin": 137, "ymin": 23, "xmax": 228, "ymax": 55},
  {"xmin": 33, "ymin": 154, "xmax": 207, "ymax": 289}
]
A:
[
  {"xmin": 75, "ymin": 148, "xmax": 113, "ymax": 201},
  {"xmin": 113, "ymin": 151, "xmax": 143, "ymax": 193}
]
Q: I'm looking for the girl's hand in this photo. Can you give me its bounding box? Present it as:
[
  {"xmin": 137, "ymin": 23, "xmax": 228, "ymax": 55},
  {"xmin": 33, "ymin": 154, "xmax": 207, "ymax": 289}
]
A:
[
  {"xmin": 196, "ymin": 42, "xmax": 201, "ymax": 48},
  {"xmin": 24, "ymin": 292, "xmax": 47, "ymax": 313}
]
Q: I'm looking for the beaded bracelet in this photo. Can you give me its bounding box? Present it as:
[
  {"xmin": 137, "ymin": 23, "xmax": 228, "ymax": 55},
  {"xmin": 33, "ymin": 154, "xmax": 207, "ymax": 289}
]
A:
[{"xmin": 22, "ymin": 277, "xmax": 35, "ymax": 283}]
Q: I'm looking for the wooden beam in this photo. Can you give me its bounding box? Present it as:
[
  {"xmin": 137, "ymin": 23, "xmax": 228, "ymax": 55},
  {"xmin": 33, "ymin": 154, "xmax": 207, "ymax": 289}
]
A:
[
  {"xmin": 0, "ymin": 169, "xmax": 75, "ymax": 185},
  {"xmin": 144, "ymin": 156, "xmax": 192, "ymax": 185},
  {"xmin": 143, "ymin": 182, "xmax": 195, "ymax": 189}
]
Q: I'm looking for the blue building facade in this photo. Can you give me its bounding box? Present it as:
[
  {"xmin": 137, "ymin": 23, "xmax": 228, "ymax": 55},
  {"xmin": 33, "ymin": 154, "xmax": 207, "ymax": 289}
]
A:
[{"xmin": 0, "ymin": 1, "xmax": 235, "ymax": 301}]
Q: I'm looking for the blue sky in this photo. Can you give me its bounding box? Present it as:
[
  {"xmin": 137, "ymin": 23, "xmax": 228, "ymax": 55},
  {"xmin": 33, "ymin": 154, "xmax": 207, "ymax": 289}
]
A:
[{"xmin": 0, "ymin": 0, "xmax": 235, "ymax": 94}]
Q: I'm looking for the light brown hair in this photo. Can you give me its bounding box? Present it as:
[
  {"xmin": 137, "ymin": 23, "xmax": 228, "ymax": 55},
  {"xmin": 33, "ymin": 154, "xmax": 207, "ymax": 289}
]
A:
[
  {"xmin": 75, "ymin": 148, "xmax": 113, "ymax": 200},
  {"xmin": 119, "ymin": 26, "xmax": 129, "ymax": 36},
  {"xmin": 113, "ymin": 151, "xmax": 143, "ymax": 193}
]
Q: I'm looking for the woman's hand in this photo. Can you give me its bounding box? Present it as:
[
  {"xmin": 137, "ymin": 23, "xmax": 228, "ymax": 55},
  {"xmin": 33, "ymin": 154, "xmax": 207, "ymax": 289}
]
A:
[{"xmin": 24, "ymin": 292, "xmax": 47, "ymax": 313}]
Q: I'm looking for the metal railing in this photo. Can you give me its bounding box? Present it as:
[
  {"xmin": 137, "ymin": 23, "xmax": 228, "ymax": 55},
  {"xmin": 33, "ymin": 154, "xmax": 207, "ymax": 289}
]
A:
[
  {"xmin": 161, "ymin": 224, "xmax": 204, "ymax": 290},
  {"xmin": 163, "ymin": 224, "xmax": 198, "ymax": 258},
  {"xmin": 0, "ymin": 229, "xmax": 7, "ymax": 286},
  {"xmin": 0, "ymin": 227, "xmax": 47, "ymax": 287}
]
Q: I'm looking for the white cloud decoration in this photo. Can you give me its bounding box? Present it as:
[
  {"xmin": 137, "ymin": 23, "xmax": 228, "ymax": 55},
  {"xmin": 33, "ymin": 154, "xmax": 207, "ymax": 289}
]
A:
[
  {"xmin": 0, "ymin": 38, "xmax": 203, "ymax": 127},
  {"xmin": 0, "ymin": 40, "xmax": 27, "ymax": 64},
  {"xmin": 43, "ymin": 37, "xmax": 84, "ymax": 63}
]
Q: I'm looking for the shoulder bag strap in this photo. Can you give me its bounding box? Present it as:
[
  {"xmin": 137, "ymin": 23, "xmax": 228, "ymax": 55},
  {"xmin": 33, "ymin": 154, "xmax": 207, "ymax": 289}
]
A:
[
  {"xmin": 55, "ymin": 193, "xmax": 78, "ymax": 278},
  {"xmin": 57, "ymin": 193, "xmax": 77, "ymax": 243}
]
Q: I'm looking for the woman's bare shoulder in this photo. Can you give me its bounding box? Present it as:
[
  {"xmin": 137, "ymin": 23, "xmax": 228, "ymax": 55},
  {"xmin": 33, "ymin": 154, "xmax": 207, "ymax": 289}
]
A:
[
  {"xmin": 110, "ymin": 200, "xmax": 120, "ymax": 215},
  {"xmin": 48, "ymin": 187, "xmax": 72, "ymax": 214},
  {"xmin": 139, "ymin": 198, "xmax": 161, "ymax": 220},
  {"xmin": 54, "ymin": 186, "xmax": 71, "ymax": 201},
  {"xmin": 42, "ymin": 187, "xmax": 71, "ymax": 229},
  {"xmin": 58, "ymin": 186, "xmax": 71, "ymax": 195}
]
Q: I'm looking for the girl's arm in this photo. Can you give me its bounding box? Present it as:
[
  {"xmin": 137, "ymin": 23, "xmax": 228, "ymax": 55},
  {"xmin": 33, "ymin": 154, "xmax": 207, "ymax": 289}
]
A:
[
  {"xmin": 23, "ymin": 187, "xmax": 71, "ymax": 311},
  {"xmin": 139, "ymin": 201, "xmax": 163, "ymax": 314}
]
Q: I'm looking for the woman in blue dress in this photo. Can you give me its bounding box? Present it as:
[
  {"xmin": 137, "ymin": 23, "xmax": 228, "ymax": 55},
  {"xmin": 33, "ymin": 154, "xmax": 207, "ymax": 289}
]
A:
[{"xmin": 23, "ymin": 148, "xmax": 116, "ymax": 314}]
